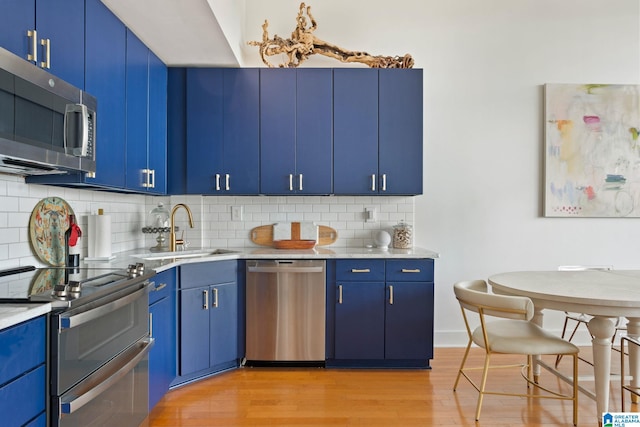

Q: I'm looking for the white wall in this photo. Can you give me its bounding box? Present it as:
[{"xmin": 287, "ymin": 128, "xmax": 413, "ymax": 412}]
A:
[{"xmin": 243, "ymin": 0, "xmax": 640, "ymax": 346}]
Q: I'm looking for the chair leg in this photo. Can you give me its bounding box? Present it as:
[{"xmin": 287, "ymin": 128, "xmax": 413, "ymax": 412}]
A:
[
  {"xmin": 475, "ymin": 352, "xmax": 492, "ymax": 421},
  {"xmin": 572, "ymin": 352, "xmax": 578, "ymax": 426},
  {"xmin": 453, "ymin": 340, "xmax": 473, "ymax": 391}
]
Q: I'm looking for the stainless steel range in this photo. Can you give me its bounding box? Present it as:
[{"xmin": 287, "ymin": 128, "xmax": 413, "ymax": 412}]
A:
[{"xmin": 0, "ymin": 264, "xmax": 155, "ymax": 427}]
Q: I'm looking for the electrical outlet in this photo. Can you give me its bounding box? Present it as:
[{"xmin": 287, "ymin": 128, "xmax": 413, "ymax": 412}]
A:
[
  {"xmin": 364, "ymin": 207, "xmax": 376, "ymax": 223},
  {"xmin": 231, "ymin": 206, "xmax": 243, "ymax": 221}
]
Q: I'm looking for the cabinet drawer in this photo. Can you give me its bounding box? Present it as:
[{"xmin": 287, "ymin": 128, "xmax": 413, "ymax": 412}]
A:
[
  {"xmin": 180, "ymin": 260, "xmax": 237, "ymax": 289},
  {"xmin": 149, "ymin": 268, "xmax": 176, "ymax": 305},
  {"xmin": 386, "ymin": 259, "xmax": 434, "ymax": 282},
  {"xmin": 0, "ymin": 364, "xmax": 46, "ymax": 426},
  {"xmin": 336, "ymin": 260, "xmax": 385, "ymax": 281},
  {"xmin": 0, "ymin": 316, "xmax": 46, "ymax": 386}
]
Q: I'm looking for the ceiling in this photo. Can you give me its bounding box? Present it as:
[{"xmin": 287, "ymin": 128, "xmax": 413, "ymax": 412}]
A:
[{"xmin": 100, "ymin": 0, "xmax": 240, "ymax": 67}]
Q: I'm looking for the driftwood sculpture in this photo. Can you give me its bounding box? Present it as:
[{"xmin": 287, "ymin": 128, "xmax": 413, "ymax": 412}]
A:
[{"xmin": 248, "ymin": 3, "xmax": 414, "ymax": 69}]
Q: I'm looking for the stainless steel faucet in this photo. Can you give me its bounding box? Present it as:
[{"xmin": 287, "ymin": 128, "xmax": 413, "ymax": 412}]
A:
[{"xmin": 169, "ymin": 203, "xmax": 194, "ymax": 252}]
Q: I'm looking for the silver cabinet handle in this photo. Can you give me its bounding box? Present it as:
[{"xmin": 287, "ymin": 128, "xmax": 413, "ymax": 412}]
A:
[
  {"xmin": 225, "ymin": 173, "xmax": 230, "ymax": 191},
  {"xmin": 381, "ymin": 174, "xmax": 387, "ymax": 192},
  {"xmin": 40, "ymin": 38, "xmax": 51, "ymax": 69},
  {"xmin": 338, "ymin": 285, "xmax": 343, "ymax": 304},
  {"xmin": 149, "ymin": 312, "xmax": 153, "ymax": 338},
  {"xmin": 389, "ymin": 285, "xmax": 394, "ymax": 305},
  {"xmin": 212, "ymin": 287, "xmax": 219, "ymax": 308},
  {"xmin": 401, "ymin": 269, "xmax": 421, "ymax": 273},
  {"xmin": 371, "ymin": 174, "xmax": 376, "ymax": 191},
  {"xmin": 142, "ymin": 169, "xmax": 152, "ymax": 188},
  {"xmin": 215, "ymin": 173, "xmax": 221, "ymax": 191},
  {"xmin": 149, "ymin": 169, "xmax": 155, "ymax": 188},
  {"xmin": 27, "ymin": 30, "xmax": 37, "ymax": 63},
  {"xmin": 203, "ymin": 289, "xmax": 209, "ymax": 310},
  {"xmin": 299, "ymin": 174, "xmax": 303, "ymax": 191},
  {"xmin": 351, "ymin": 268, "xmax": 371, "ymax": 273},
  {"xmin": 153, "ymin": 282, "xmax": 167, "ymax": 292},
  {"xmin": 289, "ymin": 174, "xmax": 294, "ymax": 191}
]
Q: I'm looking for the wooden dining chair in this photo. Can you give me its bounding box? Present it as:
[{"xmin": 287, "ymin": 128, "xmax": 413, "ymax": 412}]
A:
[
  {"xmin": 555, "ymin": 265, "xmax": 625, "ymax": 368},
  {"xmin": 453, "ymin": 280, "xmax": 579, "ymax": 425}
]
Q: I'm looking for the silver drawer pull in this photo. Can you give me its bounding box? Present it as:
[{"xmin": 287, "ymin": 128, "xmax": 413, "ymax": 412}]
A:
[
  {"xmin": 389, "ymin": 285, "xmax": 394, "ymax": 305},
  {"xmin": 338, "ymin": 285, "xmax": 343, "ymax": 304},
  {"xmin": 351, "ymin": 268, "xmax": 371, "ymax": 273},
  {"xmin": 401, "ymin": 269, "xmax": 421, "ymax": 273}
]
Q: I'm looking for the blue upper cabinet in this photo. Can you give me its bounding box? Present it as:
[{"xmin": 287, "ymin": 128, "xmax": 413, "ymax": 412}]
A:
[
  {"xmin": 260, "ymin": 68, "xmax": 332, "ymax": 194},
  {"xmin": 186, "ymin": 68, "xmax": 259, "ymax": 194},
  {"xmin": 334, "ymin": 68, "xmax": 423, "ymax": 195},
  {"xmin": 333, "ymin": 69, "xmax": 379, "ymax": 194},
  {"xmin": 379, "ymin": 69, "xmax": 423, "ymax": 195},
  {"xmin": 126, "ymin": 30, "xmax": 167, "ymax": 194},
  {"xmin": 147, "ymin": 50, "xmax": 168, "ymax": 194},
  {"xmin": 84, "ymin": 0, "xmax": 127, "ymax": 188},
  {"xmin": 0, "ymin": 0, "xmax": 85, "ymax": 89}
]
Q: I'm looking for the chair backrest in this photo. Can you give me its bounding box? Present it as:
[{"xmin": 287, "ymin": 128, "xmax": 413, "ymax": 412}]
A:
[{"xmin": 454, "ymin": 280, "xmax": 534, "ymax": 321}]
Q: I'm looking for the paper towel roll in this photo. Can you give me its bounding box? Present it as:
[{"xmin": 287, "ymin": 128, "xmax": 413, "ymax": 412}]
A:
[{"xmin": 86, "ymin": 214, "xmax": 114, "ymax": 261}]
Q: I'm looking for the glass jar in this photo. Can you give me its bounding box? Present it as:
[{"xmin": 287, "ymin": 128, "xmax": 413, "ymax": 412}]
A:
[
  {"xmin": 392, "ymin": 221, "xmax": 413, "ymax": 249},
  {"xmin": 147, "ymin": 203, "xmax": 170, "ymax": 230}
]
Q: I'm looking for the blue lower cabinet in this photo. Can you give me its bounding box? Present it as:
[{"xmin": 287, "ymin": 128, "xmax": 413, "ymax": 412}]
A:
[
  {"xmin": 174, "ymin": 261, "xmax": 239, "ymax": 386},
  {"xmin": 0, "ymin": 316, "xmax": 46, "ymax": 425},
  {"xmin": 148, "ymin": 269, "xmax": 177, "ymax": 411},
  {"xmin": 328, "ymin": 259, "xmax": 434, "ymax": 368}
]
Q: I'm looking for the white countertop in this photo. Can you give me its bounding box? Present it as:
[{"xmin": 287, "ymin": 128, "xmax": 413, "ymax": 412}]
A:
[
  {"xmin": 0, "ymin": 303, "xmax": 51, "ymax": 330},
  {"xmin": 104, "ymin": 246, "xmax": 440, "ymax": 273}
]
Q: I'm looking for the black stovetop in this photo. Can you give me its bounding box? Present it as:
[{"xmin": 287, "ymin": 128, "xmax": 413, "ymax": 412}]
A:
[{"xmin": 0, "ymin": 265, "xmax": 155, "ymax": 309}]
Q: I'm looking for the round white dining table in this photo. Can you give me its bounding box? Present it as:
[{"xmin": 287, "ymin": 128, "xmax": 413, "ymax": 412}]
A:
[{"xmin": 489, "ymin": 270, "xmax": 640, "ymax": 420}]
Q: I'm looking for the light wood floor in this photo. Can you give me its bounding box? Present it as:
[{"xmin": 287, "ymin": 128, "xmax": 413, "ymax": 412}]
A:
[{"xmin": 148, "ymin": 347, "xmax": 632, "ymax": 426}]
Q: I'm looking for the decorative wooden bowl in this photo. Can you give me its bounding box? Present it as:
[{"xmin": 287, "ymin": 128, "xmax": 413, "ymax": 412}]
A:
[{"xmin": 272, "ymin": 239, "xmax": 316, "ymax": 250}]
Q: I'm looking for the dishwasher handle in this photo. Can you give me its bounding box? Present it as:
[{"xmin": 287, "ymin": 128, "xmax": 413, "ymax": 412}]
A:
[{"xmin": 247, "ymin": 265, "xmax": 324, "ymax": 274}]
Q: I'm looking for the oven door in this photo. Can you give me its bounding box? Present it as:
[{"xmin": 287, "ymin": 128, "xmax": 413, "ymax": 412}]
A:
[
  {"xmin": 51, "ymin": 282, "xmax": 150, "ymax": 395},
  {"xmin": 55, "ymin": 337, "xmax": 152, "ymax": 427}
]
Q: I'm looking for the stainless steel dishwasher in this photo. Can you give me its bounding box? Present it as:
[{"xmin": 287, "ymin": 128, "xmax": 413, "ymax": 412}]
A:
[{"xmin": 245, "ymin": 260, "xmax": 326, "ymax": 362}]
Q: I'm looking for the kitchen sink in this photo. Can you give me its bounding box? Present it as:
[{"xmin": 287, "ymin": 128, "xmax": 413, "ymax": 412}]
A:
[{"xmin": 130, "ymin": 248, "xmax": 238, "ymax": 261}]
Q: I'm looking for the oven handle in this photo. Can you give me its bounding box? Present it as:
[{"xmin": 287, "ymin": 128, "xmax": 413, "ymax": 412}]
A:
[
  {"xmin": 60, "ymin": 337, "xmax": 153, "ymax": 415},
  {"xmin": 59, "ymin": 283, "xmax": 149, "ymax": 329}
]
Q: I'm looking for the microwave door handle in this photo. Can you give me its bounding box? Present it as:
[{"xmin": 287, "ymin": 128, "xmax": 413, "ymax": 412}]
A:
[
  {"xmin": 59, "ymin": 338, "xmax": 153, "ymax": 415},
  {"xmin": 79, "ymin": 104, "xmax": 89, "ymax": 156},
  {"xmin": 64, "ymin": 104, "xmax": 89, "ymax": 156}
]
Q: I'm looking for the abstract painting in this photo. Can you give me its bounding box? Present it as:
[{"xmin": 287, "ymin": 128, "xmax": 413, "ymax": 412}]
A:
[{"xmin": 544, "ymin": 83, "xmax": 640, "ymax": 217}]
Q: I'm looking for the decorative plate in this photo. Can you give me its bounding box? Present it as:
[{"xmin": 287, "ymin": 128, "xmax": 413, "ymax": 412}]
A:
[{"xmin": 29, "ymin": 197, "xmax": 75, "ymax": 266}]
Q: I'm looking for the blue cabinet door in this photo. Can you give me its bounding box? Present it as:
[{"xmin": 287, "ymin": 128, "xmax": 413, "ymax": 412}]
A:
[
  {"xmin": 260, "ymin": 68, "xmax": 296, "ymax": 194},
  {"xmin": 0, "ymin": 0, "xmax": 84, "ymax": 89},
  {"xmin": 186, "ymin": 68, "xmax": 224, "ymax": 194},
  {"xmin": 36, "ymin": 0, "xmax": 85, "ymax": 88},
  {"xmin": 125, "ymin": 30, "xmax": 148, "ymax": 192},
  {"xmin": 223, "ymin": 68, "xmax": 260, "ymax": 194},
  {"xmin": 296, "ymin": 68, "xmax": 333, "ymax": 194},
  {"xmin": 179, "ymin": 286, "xmax": 210, "ymax": 376},
  {"xmin": 147, "ymin": 50, "xmax": 167, "ymax": 194},
  {"xmin": 85, "ymin": 0, "xmax": 126, "ymax": 188},
  {"xmin": 333, "ymin": 69, "xmax": 378, "ymax": 194},
  {"xmin": 384, "ymin": 281, "xmax": 434, "ymax": 359},
  {"xmin": 0, "ymin": 1, "xmax": 34, "ymax": 59},
  {"xmin": 334, "ymin": 281, "xmax": 385, "ymax": 359},
  {"xmin": 379, "ymin": 69, "xmax": 423, "ymax": 195},
  {"xmin": 209, "ymin": 282, "xmax": 238, "ymax": 368},
  {"xmin": 148, "ymin": 269, "xmax": 176, "ymax": 410}
]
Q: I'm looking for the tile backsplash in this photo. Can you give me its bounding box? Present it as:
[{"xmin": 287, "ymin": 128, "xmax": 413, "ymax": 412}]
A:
[{"xmin": 0, "ymin": 174, "xmax": 415, "ymax": 268}]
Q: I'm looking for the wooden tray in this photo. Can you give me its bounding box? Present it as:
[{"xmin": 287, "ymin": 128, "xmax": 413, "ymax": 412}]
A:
[
  {"xmin": 250, "ymin": 223, "xmax": 338, "ymax": 247},
  {"xmin": 273, "ymin": 239, "xmax": 316, "ymax": 250}
]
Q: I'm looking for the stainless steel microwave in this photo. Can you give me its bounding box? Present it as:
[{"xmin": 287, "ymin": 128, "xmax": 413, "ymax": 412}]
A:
[{"xmin": 0, "ymin": 46, "xmax": 96, "ymax": 176}]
